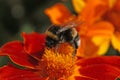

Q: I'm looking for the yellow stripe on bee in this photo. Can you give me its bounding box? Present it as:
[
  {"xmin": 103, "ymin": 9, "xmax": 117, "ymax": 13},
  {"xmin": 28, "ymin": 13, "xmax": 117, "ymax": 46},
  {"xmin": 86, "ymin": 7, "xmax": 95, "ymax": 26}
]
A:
[
  {"xmin": 45, "ymin": 31, "xmax": 59, "ymax": 40},
  {"xmin": 71, "ymin": 28, "xmax": 77, "ymax": 38}
]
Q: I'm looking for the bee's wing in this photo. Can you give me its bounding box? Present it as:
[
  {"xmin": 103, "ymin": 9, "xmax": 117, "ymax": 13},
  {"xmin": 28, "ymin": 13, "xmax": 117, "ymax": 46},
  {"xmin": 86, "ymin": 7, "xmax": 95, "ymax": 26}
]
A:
[
  {"xmin": 58, "ymin": 25, "xmax": 73, "ymax": 33},
  {"xmin": 58, "ymin": 21, "xmax": 84, "ymax": 33}
]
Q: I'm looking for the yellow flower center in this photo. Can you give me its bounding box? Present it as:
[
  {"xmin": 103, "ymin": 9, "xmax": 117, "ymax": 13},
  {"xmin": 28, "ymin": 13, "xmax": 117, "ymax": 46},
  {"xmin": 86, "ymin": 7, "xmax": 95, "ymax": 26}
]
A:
[{"xmin": 36, "ymin": 43, "xmax": 76, "ymax": 80}]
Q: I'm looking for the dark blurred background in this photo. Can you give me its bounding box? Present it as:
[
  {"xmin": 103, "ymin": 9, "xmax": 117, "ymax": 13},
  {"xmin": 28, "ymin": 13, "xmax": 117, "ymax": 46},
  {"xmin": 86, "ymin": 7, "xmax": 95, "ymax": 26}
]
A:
[
  {"xmin": 0, "ymin": 0, "xmax": 74, "ymax": 46},
  {"xmin": 0, "ymin": 0, "xmax": 74, "ymax": 66}
]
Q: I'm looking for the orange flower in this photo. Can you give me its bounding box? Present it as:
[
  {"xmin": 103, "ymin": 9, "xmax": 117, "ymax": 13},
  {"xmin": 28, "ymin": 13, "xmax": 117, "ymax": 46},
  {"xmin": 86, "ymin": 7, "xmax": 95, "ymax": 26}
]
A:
[
  {"xmin": 44, "ymin": 1, "xmax": 115, "ymax": 57},
  {"xmin": 0, "ymin": 32, "xmax": 120, "ymax": 80},
  {"xmin": 0, "ymin": 32, "xmax": 46, "ymax": 68},
  {"xmin": 73, "ymin": 0, "xmax": 116, "ymax": 57},
  {"xmin": 102, "ymin": 0, "xmax": 120, "ymax": 51},
  {"xmin": 76, "ymin": 0, "xmax": 120, "ymax": 55}
]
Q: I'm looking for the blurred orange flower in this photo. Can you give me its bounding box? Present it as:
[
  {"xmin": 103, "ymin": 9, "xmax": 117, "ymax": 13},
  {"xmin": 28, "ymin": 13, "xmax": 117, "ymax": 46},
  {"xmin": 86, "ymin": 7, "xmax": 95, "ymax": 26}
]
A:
[
  {"xmin": 76, "ymin": 0, "xmax": 114, "ymax": 57},
  {"xmin": 102, "ymin": 0, "xmax": 120, "ymax": 51},
  {"xmin": 74, "ymin": 0, "xmax": 120, "ymax": 56}
]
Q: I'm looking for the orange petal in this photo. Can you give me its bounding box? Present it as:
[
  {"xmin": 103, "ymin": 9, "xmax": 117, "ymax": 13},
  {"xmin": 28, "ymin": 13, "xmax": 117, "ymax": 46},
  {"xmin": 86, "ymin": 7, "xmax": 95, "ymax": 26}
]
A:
[
  {"xmin": 77, "ymin": 56, "xmax": 120, "ymax": 80},
  {"xmin": 22, "ymin": 32, "xmax": 46, "ymax": 60},
  {"xmin": 0, "ymin": 41, "xmax": 37, "ymax": 68},
  {"xmin": 103, "ymin": 10, "xmax": 120, "ymax": 31},
  {"xmin": 87, "ymin": 21, "xmax": 114, "ymax": 38},
  {"xmin": 72, "ymin": 0, "xmax": 85, "ymax": 13},
  {"xmin": 0, "ymin": 64, "xmax": 45, "ymax": 80},
  {"xmin": 87, "ymin": 21, "xmax": 114, "ymax": 55},
  {"xmin": 110, "ymin": 0, "xmax": 117, "ymax": 8},
  {"xmin": 45, "ymin": 3, "xmax": 72, "ymax": 25},
  {"xmin": 111, "ymin": 32, "xmax": 120, "ymax": 51},
  {"xmin": 79, "ymin": 0, "xmax": 109, "ymax": 24},
  {"xmin": 113, "ymin": 0, "xmax": 120, "ymax": 13},
  {"xmin": 92, "ymin": 36, "xmax": 110, "ymax": 55},
  {"xmin": 77, "ymin": 37, "xmax": 99, "ymax": 57}
]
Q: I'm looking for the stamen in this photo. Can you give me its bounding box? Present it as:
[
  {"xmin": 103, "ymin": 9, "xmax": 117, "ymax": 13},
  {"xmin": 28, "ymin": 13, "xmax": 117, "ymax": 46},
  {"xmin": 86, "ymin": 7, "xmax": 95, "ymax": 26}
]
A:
[{"xmin": 37, "ymin": 48, "xmax": 76, "ymax": 80}]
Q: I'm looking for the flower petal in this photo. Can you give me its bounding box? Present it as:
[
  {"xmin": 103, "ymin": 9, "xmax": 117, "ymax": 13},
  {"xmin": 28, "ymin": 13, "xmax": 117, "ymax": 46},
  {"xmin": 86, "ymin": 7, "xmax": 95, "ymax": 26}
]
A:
[
  {"xmin": 87, "ymin": 21, "xmax": 114, "ymax": 38},
  {"xmin": 103, "ymin": 10, "xmax": 120, "ymax": 31},
  {"xmin": 79, "ymin": 64, "xmax": 120, "ymax": 80},
  {"xmin": 87, "ymin": 21, "xmax": 114, "ymax": 55},
  {"xmin": 0, "ymin": 41, "xmax": 37, "ymax": 68},
  {"xmin": 109, "ymin": 0, "xmax": 117, "ymax": 8},
  {"xmin": 77, "ymin": 37, "xmax": 99, "ymax": 57},
  {"xmin": 72, "ymin": 0, "xmax": 85, "ymax": 13},
  {"xmin": 79, "ymin": 0, "xmax": 109, "ymax": 24},
  {"xmin": 113, "ymin": 0, "xmax": 120, "ymax": 13},
  {"xmin": 45, "ymin": 3, "xmax": 73, "ymax": 25},
  {"xmin": 93, "ymin": 37, "xmax": 110, "ymax": 55},
  {"xmin": 77, "ymin": 56, "xmax": 120, "ymax": 80},
  {"xmin": 0, "ymin": 64, "xmax": 45, "ymax": 80},
  {"xmin": 22, "ymin": 32, "xmax": 46, "ymax": 60},
  {"xmin": 77, "ymin": 56, "xmax": 120, "ymax": 69},
  {"xmin": 74, "ymin": 76, "xmax": 96, "ymax": 80},
  {"xmin": 111, "ymin": 32, "xmax": 120, "ymax": 51}
]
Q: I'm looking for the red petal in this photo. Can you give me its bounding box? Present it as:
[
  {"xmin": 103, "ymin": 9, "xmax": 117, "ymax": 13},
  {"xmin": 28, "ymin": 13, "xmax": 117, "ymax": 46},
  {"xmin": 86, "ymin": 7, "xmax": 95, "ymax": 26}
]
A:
[
  {"xmin": 75, "ymin": 76, "xmax": 96, "ymax": 80},
  {"xmin": 0, "ymin": 65, "xmax": 45, "ymax": 80},
  {"xmin": 0, "ymin": 41, "xmax": 37, "ymax": 68},
  {"xmin": 22, "ymin": 32, "xmax": 46, "ymax": 60},
  {"xmin": 77, "ymin": 56, "xmax": 120, "ymax": 80},
  {"xmin": 79, "ymin": 64, "xmax": 120, "ymax": 80},
  {"xmin": 77, "ymin": 56, "xmax": 120, "ymax": 68}
]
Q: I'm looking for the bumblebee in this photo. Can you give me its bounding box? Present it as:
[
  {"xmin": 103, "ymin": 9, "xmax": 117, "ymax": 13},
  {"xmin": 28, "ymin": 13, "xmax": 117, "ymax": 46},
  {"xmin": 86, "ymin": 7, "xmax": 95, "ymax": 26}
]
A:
[{"xmin": 45, "ymin": 23, "xmax": 80, "ymax": 56}]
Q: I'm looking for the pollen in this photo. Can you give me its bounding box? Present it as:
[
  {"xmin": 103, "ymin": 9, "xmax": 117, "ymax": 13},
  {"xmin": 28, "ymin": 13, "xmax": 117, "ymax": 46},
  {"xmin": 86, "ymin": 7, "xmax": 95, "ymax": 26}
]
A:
[
  {"xmin": 54, "ymin": 43, "xmax": 74, "ymax": 55},
  {"xmin": 37, "ymin": 48, "xmax": 76, "ymax": 80}
]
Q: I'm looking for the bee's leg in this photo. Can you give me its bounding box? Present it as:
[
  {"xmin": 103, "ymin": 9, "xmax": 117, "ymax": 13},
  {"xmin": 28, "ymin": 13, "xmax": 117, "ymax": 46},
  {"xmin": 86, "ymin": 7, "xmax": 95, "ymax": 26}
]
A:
[
  {"xmin": 72, "ymin": 34, "xmax": 80, "ymax": 57},
  {"xmin": 70, "ymin": 41, "xmax": 77, "ymax": 57}
]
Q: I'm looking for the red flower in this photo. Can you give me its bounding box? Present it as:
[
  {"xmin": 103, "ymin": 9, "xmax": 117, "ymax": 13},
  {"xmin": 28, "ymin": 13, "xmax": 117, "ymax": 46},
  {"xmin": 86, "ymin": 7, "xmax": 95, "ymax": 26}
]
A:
[
  {"xmin": 0, "ymin": 32, "xmax": 120, "ymax": 80},
  {"xmin": 22, "ymin": 32, "xmax": 46, "ymax": 60},
  {"xmin": 0, "ymin": 32, "xmax": 46, "ymax": 68},
  {"xmin": 0, "ymin": 64, "xmax": 45, "ymax": 80}
]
